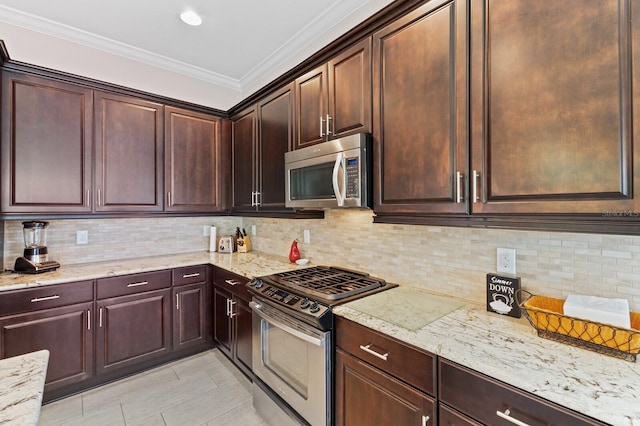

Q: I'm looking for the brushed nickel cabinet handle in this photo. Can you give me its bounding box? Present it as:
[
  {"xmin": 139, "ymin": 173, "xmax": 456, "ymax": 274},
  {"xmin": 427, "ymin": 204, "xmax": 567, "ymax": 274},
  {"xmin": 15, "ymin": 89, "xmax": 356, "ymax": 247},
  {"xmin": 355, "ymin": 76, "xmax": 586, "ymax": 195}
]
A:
[
  {"xmin": 326, "ymin": 114, "xmax": 332, "ymax": 136},
  {"xmin": 30, "ymin": 295, "xmax": 60, "ymax": 303},
  {"xmin": 87, "ymin": 310, "xmax": 91, "ymax": 331},
  {"xmin": 496, "ymin": 409, "xmax": 531, "ymax": 426},
  {"xmin": 126, "ymin": 281, "xmax": 149, "ymax": 288},
  {"xmin": 224, "ymin": 279, "xmax": 239, "ymax": 286},
  {"xmin": 359, "ymin": 344, "xmax": 388, "ymax": 361},
  {"xmin": 456, "ymin": 171, "xmax": 463, "ymax": 203},
  {"xmin": 99, "ymin": 307, "xmax": 103, "ymax": 328},
  {"xmin": 229, "ymin": 300, "xmax": 237, "ymax": 318},
  {"xmin": 421, "ymin": 415, "xmax": 430, "ymax": 426},
  {"xmin": 97, "ymin": 189, "xmax": 102, "ymax": 206},
  {"xmin": 472, "ymin": 169, "xmax": 480, "ymax": 203},
  {"xmin": 167, "ymin": 191, "xmax": 172, "ymax": 206},
  {"xmin": 226, "ymin": 298, "xmax": 231, "ymax": 316},
  {"xmin": 176, "ymin": 294, "xmax": 179, "ymax": 310},
  {"xmin": 320, "ymin": 116, "xmax": 325, "ymax": 137},
  {"xmin": 86, "ymin": 189, "xmax": 90, "ymax": 207},
  {"xmin": 182, "ymin": 273, "xmax": 200, "ymax": 278}
]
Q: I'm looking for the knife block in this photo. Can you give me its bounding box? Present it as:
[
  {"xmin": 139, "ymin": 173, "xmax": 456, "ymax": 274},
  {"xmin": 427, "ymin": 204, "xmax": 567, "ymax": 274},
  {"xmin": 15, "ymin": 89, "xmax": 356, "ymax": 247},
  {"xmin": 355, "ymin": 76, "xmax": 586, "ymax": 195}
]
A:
[{"xmin": 237, "ymin": 235, "xmax": 251, "ymax": 253}]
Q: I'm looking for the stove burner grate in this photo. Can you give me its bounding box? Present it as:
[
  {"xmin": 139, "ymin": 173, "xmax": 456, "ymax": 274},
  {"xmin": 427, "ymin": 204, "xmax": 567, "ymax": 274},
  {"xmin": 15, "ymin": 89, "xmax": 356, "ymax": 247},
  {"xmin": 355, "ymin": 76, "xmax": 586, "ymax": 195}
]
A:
[{"xmin": 269, "ymin": 266, "xmax": 386, "ymax": 301}]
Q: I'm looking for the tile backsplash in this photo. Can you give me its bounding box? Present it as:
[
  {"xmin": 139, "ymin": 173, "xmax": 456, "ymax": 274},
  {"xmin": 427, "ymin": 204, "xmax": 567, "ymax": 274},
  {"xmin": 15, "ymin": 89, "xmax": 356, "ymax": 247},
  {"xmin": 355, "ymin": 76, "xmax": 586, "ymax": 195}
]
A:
[{"xmin": 4, "ymin": 211, "xmax": 640, "ymax": 311}]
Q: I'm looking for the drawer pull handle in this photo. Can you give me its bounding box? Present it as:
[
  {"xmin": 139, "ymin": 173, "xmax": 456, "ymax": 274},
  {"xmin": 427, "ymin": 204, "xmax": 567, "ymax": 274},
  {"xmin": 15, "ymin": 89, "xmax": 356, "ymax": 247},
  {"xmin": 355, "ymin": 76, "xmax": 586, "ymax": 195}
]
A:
[
  {"xmin": 496, "ymin": 409, "xmax": 531, "ymax": 426},
  {"xmin": 30, "ymin": 295, "xmax": 60, "ymax": 303},
  {"xmin": 224, "ymin": 279, "xmax": 240, "ymax": 286},
  {"xmin": 176, "ymin": 294, "xmax": 180, "ymax": 310},
  {"xmin": 182, "ymin": 273, "xmax": 200, "ymax": 278},
  {"xmin": 422, "ymin": 415, "xmax": 430, "ymax": 426},
  {"xmin": 359, "ymin": 344, "xmax": 388, "ymax": 361},
  {"xmin": 87, "ymin": 310, "xmax": 91, "ymax": 331},
  {"xmin": 127, "ymin": 281, "xmax": 149, "ymax": 288}
]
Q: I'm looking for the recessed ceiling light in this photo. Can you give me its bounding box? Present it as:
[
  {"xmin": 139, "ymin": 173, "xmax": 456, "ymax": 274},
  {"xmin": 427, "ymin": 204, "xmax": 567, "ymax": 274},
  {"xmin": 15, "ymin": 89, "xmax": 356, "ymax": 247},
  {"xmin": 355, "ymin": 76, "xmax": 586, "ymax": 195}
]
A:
[{"xmin": 180, "ymin": 10, "xmax": 202, "ymax": 26}]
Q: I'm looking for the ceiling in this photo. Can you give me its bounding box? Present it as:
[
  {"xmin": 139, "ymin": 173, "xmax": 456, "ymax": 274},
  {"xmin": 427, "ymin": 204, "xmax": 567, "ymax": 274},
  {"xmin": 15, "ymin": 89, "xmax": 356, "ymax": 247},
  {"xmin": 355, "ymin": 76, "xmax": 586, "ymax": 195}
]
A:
[{"xmin": 0, "ymin": 0, "xmax": 395, "ymax": 108}]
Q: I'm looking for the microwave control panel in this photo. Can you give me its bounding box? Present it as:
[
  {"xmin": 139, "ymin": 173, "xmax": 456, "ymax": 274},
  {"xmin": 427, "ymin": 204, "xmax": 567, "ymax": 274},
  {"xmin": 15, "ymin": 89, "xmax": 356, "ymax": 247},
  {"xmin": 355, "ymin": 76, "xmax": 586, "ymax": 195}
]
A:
[{"xmin": 345, "ymin": 157, "xmax": 360, "ymax": 198}]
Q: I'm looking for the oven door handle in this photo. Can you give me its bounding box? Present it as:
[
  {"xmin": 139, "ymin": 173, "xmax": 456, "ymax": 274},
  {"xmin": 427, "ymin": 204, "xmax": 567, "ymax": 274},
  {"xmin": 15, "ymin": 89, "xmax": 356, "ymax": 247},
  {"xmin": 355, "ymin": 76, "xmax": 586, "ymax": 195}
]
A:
[{"xmin": 250, "ymin": 301, "xmax": 326, "ymax": 347}]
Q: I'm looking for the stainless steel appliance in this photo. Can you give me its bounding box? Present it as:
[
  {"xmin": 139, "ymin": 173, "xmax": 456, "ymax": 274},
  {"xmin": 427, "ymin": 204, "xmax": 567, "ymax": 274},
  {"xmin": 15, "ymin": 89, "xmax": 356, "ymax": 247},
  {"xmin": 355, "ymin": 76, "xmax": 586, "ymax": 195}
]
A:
[
  {"xmin": 285, "ymin": 134, "xmax": 372, "ymax": 209},
  {"xmin": 247, "ymin": 266, "xmax": 395, "ymax": 426},
  {"xmin": 14, "ymin": 221, "xmax": 60, "ymax": 274}
]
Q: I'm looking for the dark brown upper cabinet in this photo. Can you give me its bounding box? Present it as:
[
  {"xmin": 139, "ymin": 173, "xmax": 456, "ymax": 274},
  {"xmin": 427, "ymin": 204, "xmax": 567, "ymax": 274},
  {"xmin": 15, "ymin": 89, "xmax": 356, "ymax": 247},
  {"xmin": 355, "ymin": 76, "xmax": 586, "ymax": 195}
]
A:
[
  {"xmin": 373, "ymin": 0, "xmax": 468, "ymax": 215},
  {"xmin": 1, "ymin": 71, "xmax": 93, "ymax": 213},
  {"xmin": 469, "ymin": 0, "xmax": 638, "ymax": 215},
  {"xmin": 94, "ymin": 92, "xmax": 163, "ymax": 212},
  {"xmin": 295, "ymin": 37, "xmax": 372, "ymax": 149},
  {"xmin": 164, "ymin": 106, "xmax": 229, "ymax": 212},
  {"xmin": 233, "ymin": 83, "xmax": 318, "ymax": 217}
]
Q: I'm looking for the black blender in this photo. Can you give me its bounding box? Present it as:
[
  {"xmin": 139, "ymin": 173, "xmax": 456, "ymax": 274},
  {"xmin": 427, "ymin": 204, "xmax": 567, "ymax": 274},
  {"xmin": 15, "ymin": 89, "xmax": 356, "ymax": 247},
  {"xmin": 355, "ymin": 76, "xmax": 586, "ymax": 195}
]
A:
[{"xmin": 14, "ymin": 221, "xmax": 60, "ymax": 273}]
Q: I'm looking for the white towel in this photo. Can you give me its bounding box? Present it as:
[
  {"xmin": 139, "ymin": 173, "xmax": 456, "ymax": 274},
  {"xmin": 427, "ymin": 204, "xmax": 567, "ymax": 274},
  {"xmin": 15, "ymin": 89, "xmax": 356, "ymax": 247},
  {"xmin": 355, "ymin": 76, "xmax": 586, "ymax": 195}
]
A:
[{"xmin": 563, "ymin": 294, "xmax": 631, "ymax": 329}]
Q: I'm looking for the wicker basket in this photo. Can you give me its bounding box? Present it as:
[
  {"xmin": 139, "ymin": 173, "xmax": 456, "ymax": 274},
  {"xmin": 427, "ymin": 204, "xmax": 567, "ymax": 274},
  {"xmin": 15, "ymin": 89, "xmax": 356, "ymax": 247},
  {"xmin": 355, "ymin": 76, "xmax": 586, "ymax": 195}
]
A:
[{"xmin": 517, "ymin": 290, "xmax": 640, "ymax": 362}]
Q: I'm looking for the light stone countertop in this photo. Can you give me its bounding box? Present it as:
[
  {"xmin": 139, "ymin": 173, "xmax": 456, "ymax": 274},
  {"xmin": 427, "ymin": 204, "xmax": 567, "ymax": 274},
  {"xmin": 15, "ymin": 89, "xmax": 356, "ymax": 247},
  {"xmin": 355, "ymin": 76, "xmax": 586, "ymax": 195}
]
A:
[
  {"xmin": 2, "ymin": 252, "xmax": 639, "ymax": 425},
  {"xmin": 0, "ymin": 349, "xmax": 49, "ymax": 425},
  {"xmin": 0, "ymin": 251, "xmax": 300, "ymax": 291},
  {"xmin": 334, "ymin": 286, "xmax": 640, "ymax": 426}
]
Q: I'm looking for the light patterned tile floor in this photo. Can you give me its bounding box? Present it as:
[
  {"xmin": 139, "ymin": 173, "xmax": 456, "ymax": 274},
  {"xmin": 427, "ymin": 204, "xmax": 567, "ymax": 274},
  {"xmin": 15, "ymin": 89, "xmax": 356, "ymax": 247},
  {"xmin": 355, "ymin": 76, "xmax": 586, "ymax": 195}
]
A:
[{"xmin": 39, "ymin": 349, "xmax": 269, "ymax": 426}]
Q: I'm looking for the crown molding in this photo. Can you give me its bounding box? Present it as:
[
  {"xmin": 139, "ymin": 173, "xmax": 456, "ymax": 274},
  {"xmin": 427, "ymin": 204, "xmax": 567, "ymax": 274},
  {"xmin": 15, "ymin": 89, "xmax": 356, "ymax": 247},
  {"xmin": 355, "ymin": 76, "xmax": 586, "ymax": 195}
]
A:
[{"xmin": 0, "ymin": 5, "xmax": 242, "ymax": 91}]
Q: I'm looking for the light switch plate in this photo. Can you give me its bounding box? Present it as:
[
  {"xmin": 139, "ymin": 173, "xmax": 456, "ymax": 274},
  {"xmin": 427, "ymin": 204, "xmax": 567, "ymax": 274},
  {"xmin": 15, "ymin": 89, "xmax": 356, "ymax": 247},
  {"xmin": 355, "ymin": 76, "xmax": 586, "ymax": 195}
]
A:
[{"xmin": 76, "ymin": 230, "xmax": 89, "ymax": 245}]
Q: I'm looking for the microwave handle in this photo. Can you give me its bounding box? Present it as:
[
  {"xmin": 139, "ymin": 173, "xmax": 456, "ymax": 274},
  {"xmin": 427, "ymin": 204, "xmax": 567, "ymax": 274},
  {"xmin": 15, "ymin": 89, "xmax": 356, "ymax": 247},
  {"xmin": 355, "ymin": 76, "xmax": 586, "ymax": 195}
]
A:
[{"xmin": 332, "ymin": 152, "xmax": 345, "ymax": 207}]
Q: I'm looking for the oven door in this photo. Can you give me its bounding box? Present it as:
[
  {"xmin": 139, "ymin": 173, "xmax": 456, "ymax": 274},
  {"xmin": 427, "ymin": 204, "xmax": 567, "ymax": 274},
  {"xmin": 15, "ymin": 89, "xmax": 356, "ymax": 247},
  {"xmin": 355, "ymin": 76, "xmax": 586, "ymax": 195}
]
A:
[{"xmin": 250, "ymin": 298, "xmax": 331, "ymax": 426}]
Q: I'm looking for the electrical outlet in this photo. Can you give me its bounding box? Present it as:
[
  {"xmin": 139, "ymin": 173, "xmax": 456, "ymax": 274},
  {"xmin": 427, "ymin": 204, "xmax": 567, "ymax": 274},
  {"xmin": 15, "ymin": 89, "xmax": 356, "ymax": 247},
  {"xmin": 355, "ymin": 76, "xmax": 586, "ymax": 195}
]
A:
[
  {"xmin": 303, "ymin": 229, "xmax": 311, "ymax": 244},
  {"xmin": 76, "ymin": 230, "xmax": 89, "ymax": 245},
  {"xmin": 497, "ymin": 248, "xmax": 516, "ymax": 275},
  {"xmin": 251, "ymin": 225, "xmax": 256, "ymax": 236}
]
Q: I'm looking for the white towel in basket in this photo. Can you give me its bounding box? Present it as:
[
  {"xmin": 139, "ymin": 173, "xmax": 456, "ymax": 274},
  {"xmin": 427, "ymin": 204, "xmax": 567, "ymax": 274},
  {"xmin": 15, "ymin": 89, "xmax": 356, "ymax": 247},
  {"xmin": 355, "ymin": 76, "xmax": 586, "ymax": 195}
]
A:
[{"xmin": 563, "ymin": 294, "xmax": 631, "ymax": 329}]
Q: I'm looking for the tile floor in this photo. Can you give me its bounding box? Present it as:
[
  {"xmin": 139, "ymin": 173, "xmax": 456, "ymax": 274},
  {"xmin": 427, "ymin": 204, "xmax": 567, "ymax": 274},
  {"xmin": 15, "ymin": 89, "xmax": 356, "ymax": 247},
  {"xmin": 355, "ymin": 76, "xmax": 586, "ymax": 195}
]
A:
[{"xmin": 38, "ymin": 349, "xmax": 269, "ymax": 426}]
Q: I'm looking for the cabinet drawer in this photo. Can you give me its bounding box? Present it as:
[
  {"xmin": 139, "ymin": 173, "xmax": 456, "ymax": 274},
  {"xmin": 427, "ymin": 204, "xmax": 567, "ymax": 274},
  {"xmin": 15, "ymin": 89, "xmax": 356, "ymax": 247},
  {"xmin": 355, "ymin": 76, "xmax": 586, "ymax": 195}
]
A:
[
  {"xmin": 97, "ymin": 270, "xmax": 171, "ymax": 299},
  {"xmin": 335, "ymin": 316, "xmax": 435, "ymax": 396},
  {"xmin": 0, "ymin": 280, "xmax": 94, "ymax": 316},
  {"xmin": 438, "ymin": 359, "xmax": 604, "ymax": 426},
  {"xmin": 213, "ymin": 267, "xmax": 250, "ymax": 301},
  {"xmin": 173, "ymin": 265, "xmax": 207, "ymax": 286}
]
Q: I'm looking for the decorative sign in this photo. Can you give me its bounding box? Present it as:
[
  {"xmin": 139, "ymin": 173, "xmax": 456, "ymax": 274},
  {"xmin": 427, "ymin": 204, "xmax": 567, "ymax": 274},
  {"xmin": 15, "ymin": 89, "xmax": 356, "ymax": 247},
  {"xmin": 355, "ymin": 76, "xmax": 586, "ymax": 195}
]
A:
[{"xmin": 486, "ymin": 273, "xmax": 521, "ymax": 318}]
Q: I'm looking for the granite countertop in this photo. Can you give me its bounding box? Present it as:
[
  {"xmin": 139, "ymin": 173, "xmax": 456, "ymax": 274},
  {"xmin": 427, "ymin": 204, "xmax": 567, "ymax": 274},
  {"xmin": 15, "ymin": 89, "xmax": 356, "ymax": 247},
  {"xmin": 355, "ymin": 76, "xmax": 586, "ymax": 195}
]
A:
[
  {"xmin": 0, "ymin": 251, "xmax": 300, "ymax": 291},
  {"xmin": 2, "ymin": 252, "xmax": 639, "ymax": 425},
  {"xmin": 0, "ymin": 350, "xmax": 49, "ymax": 425},
  {"xmin": 334, "ymin": 287, "xmax": 640, "ymax": 426}
]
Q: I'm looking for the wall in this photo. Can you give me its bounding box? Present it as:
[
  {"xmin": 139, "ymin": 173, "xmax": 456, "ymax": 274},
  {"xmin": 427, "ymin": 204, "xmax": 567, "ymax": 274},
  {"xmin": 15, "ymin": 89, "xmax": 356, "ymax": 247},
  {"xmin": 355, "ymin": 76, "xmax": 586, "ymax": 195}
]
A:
[
  {"xmin": 242, "ymin": 210, "xmax": 640, "ymax": 312},
  {"xmin": 4, "ymin": 212, "xmax": 640, "ymax": 311},
  {"xmin": 3, "ymin": 216, "xmax": 241, "ymax": 269}
]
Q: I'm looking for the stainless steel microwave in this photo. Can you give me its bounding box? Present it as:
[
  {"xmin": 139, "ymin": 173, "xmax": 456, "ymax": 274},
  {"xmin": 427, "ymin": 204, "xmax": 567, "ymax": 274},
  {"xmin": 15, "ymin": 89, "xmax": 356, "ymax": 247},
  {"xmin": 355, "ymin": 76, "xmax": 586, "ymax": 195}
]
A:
[{"xmin": 285, "ymin": 133, "xmax": 372, "ymax": 209}]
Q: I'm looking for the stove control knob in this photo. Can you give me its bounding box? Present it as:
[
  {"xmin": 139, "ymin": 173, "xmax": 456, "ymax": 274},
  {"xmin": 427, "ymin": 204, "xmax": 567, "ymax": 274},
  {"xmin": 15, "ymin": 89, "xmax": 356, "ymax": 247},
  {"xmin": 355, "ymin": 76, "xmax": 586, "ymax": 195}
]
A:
[
  {"xmin": 252, "ymin": 279, "xmax": 263, "ymax": 289},
  {"xmin": 300, "ymin": 298, "xmax": 310, "ymax": 309},
  {"xmin": 309, "ymin": 301, "xmax": 320, "ymax": 313}
]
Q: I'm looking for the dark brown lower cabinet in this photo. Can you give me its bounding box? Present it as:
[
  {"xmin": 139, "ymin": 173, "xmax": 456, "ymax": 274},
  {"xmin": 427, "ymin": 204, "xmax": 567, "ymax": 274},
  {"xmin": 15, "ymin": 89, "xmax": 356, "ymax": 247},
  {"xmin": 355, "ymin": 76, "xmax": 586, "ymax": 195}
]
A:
[
  {"xmin": 438, "ymin": 359, "xmax": 605, "ymax": 426},
  {"xmin": 96, "ymin": 288, "xmax": 172, "ymax": 375},
  {"xmin": 335, "ymin": 348, "xmax": 436, "ymax": 425},
  {"xmin": 0, "ymin": 302, "xmax": 94, "ymax": 392},
  {"xmin": 172, "ymin": 282, "xmax": 209, "ymax": 351},
  {"xmin": 438, "ymin": 404, "xmax": 482, "ymax": 426},
  {"xmin": 212, "ymin": 266, "xmax": 252, "ymax": 376}
]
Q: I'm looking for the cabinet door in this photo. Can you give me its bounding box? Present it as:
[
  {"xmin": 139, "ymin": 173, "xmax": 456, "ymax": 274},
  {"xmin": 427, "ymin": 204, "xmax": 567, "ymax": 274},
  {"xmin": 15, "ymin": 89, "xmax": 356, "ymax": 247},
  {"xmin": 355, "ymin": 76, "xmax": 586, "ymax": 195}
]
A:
[
  {"xmin": 1, "ymin": 71, "xmax": 92, "ymax": 213},
  {"xmin": 94, "ymin": 92, "xmax": 163, "ymax": 212},
  {"xmin": 96, "ymin": 289, "xmax": 171, "ymax": 374},
  {"xmin": 0, "ymin": 302, "xmax": 93, "ymax": 392},
  {"xmin": 373, "ymin": 0, "xmax": 468, "ymax": 215},
  {"xmin": 295, "ymin": 65, "xmax": 328, "ymax": 148},
  {"xmin": 257, "ymin": 83, "xmax": 295, "ymax": 210},
  {"xmin": 172, "ymin": 282, "xmax": 209, "ymax": 351},
  {"xmin": 232, "ymin": 106, "xmax": 257, "ymax": 211},
  {"xmin": 470, "ymin": 0, "xmax": 638, "ymax": 215},
  {"xmin": 328, "ymin": 37, "xmax": 372, "ymax": 139},
  {"xmin": 213, "ymin": 285, "xmax": 232, "ymax": 358},
  {"xmin": 165, "ymin": 106, "xmax": 229, "ymax": 212},
  {"xmin": 234, "ymin": 296, "xmax": 252, "ymax": 375},
  {"xmin": 335, "ymin": 348, "xmax": 436, "ymax": 426}
]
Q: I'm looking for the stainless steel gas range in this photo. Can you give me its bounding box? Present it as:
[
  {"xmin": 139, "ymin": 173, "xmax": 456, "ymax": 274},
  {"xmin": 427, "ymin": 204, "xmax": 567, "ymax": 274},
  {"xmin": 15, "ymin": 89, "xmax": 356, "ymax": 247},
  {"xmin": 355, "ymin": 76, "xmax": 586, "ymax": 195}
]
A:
[{"xmin": 247, "ymin": 266, "xmax": 395, "ymax": 426}]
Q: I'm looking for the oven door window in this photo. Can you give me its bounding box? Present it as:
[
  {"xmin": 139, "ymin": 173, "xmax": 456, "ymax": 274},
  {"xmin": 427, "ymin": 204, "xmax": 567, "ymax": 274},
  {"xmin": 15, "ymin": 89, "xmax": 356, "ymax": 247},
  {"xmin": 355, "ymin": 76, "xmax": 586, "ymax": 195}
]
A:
[{"xmin": 261, "ymin": 320, "xmax": 309, "ymax": 399}]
